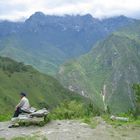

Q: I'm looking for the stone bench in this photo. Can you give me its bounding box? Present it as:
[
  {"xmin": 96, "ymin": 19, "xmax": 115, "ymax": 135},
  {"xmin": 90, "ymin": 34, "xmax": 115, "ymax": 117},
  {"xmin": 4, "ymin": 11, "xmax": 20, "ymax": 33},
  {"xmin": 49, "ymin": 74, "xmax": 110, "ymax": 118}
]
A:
[{"xmin": 10, "ymin": 108, "xmax": 50, "ymax": 127}]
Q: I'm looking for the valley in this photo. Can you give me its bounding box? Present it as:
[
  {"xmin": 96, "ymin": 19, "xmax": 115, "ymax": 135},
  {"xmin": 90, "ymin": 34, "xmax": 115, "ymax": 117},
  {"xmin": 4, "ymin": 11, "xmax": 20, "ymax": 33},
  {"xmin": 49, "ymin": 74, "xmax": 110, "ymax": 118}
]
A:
[{"xmin": 58, "ymin": 21, "xmax": 140, "ymax": 113}]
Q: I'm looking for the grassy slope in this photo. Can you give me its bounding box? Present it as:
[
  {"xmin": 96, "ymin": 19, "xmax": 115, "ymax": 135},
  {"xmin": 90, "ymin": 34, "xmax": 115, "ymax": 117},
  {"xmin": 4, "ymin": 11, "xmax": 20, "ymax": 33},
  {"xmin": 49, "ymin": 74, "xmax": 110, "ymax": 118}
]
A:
[
  {"xmin": 0, "ymin": 35, "xmax": 67, "ymax": 75},
  {"xmin": 0, "ymin": 56, "xmax": 88, "ymax": 116},
  {"xmin": 58, "ymin": 21, "xmax": 140, "ymax": 113}
]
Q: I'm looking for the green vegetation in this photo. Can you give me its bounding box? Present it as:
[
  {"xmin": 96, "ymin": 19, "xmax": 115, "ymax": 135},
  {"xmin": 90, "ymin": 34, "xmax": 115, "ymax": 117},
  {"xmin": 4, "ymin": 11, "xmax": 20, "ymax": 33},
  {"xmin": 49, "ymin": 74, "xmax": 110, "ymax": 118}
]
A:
[
  {"xmin": 49, "ymin": 100, "xmax": 103, "ymax": 120},
  {"xmin": 11, "ymin": 135, "xmax": 48, "ymax": 140},
  {"xmin": 47, "ymin": 100, "xmax": 103, "ymax": 128},
  {"xmin": 0, "ymin": 36, "xmax": 66, "ymax": 75},
  {"xmin": 58, "ymin": 21, "xmax": 140, "ymax": 113},
  {"xmin": 102, "ymin": 83, "xmax": 140, "ymax": 126},
  {"xmin": 0, "ymin": 138, "xmax": 5, "ymax": 140},
  {"xmin": 0, "ymin": 14, "xmax": 135, "ymax": 76},
  {"xmin": 47, "ymin": 99, "xmax": 140, "ymax": 128},
  {"xmin": 50, "ymin": 101, "xmax": 85, "ymax": 120},
  {"xmin": 132, "ymin": 84, "xmax": 140, "ymax": 117},
  {"xmin": 102, "ymin": 114, "xmax": 140, "ymax": 128},
  {"xmin": 0, "ymin": 56, "xmax": 88, "ymax": 121}
]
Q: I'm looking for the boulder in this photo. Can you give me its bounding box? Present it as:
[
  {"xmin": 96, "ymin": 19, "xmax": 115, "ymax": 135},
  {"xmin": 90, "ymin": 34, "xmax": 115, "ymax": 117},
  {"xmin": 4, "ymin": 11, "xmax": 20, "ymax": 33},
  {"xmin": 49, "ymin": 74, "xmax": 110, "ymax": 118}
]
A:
[{"xmin": 110, "ymin": 115, "xmax": 129, "ymax": 121}]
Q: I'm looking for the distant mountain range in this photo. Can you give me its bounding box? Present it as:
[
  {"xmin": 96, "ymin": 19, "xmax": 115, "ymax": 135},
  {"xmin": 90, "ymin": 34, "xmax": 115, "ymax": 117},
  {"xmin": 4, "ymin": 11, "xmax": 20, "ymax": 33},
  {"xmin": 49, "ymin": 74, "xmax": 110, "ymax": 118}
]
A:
[
  {"xmin": 0, "ymin": 56, "xmax": 87, "ymax": 115},
  {"xmin": 0, "ymin": 12, "xmax": 140, "ymax": 113},
  {"xmin": 0, "ymin": 12, "xmax": 136, "ymax": 75},
  {"xmin": 58, "ymin": 21, "xmax": 140, "ymax": 113}
]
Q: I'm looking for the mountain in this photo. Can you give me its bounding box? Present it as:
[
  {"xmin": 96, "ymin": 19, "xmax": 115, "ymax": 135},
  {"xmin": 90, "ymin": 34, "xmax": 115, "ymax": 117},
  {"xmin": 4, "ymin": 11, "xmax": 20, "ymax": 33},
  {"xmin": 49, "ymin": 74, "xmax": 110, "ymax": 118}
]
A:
[
  {"xmin": 58, "ymin": 21, "xmax": 140, "ymax": 113},
  {"xmin": 0, "ymin": 12, "xmax": 136, "ymax": 75},
  {"xmin": 0, "ymin": 56, "xmax": 87, "ymax": 115}
]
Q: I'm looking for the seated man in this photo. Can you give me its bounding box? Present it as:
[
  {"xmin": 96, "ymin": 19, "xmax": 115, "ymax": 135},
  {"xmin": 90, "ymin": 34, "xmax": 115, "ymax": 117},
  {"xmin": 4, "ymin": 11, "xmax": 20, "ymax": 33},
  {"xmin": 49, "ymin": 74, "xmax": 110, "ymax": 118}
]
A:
[{"xmin": 13, "ymin": 92, "xmax": 30, "ymax": 117}]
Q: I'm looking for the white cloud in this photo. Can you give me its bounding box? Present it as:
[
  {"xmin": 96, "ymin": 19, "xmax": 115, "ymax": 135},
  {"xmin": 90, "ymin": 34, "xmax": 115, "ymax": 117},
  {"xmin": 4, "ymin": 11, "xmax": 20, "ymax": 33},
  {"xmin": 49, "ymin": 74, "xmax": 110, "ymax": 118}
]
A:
[{"xmin": 0, "ymin": 0, "xmax": 140, "ymax": 21}]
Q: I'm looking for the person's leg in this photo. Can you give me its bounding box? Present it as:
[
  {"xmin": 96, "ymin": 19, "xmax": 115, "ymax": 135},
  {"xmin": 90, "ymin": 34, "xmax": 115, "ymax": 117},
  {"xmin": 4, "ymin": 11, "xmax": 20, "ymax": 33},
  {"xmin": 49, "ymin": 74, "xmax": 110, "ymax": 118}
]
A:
[
  {"xmin": 13, "ymin": 107, "xmax": 22, "ymax": 117},
  {"xmin": 9, "ymin": 107, "xmax": 23, "ymax": 128}
]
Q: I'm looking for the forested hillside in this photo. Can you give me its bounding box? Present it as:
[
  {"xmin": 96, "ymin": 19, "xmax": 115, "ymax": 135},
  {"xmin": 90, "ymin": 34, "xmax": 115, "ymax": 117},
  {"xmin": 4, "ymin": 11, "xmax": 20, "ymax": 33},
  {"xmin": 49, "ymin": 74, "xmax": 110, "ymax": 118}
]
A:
[
  {"xmin": 0, "ymin": 56, "xmax": 87, "ymax": 115},
  {"xmin": 58, "ymin": 21, "xmax": 140, "ymax": 113}
]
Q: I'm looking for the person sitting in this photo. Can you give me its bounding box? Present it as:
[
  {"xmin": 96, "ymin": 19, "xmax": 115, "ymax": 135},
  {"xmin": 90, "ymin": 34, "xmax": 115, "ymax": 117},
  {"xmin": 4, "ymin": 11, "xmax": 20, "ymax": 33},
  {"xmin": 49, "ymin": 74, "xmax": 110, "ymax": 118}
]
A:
[{"xmin": 13, "ymin": 92, "xmax": 30, "ymax": 117}]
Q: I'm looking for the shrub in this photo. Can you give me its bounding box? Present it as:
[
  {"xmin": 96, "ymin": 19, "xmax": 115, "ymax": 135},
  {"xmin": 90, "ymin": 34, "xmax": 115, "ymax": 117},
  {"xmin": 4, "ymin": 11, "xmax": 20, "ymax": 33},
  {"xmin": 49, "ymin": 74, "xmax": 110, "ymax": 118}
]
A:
[
  {"xmin": 85, "ymin": 103, "xmax": 103, "ymax": 117},
  {"xmin": 49, "ymin": 100, "xmax": 103, "ymax": 120},
  {"xmin": 50, "ymin": 100, "xmax": 85, "ymax": 120},
  {"xmin": 132, "ymin": 84, "xmax": 140, "ymax": 118}
]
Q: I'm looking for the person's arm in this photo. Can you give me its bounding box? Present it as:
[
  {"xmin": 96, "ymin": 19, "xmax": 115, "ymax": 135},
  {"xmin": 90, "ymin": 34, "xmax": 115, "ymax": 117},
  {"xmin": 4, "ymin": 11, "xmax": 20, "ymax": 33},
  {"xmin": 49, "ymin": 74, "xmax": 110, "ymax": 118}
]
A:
[{"xmin": 15, "ymin": 98, "xmax": 24, "ymax": 110}]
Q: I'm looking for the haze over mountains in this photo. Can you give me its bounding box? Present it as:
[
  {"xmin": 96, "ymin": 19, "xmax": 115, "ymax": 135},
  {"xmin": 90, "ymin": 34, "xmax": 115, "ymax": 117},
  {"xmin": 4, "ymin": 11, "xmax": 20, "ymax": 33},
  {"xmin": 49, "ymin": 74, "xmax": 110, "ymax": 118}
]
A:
[
  {"xmin": 0, "ymin": 12, "xmax": 136, "ymax": 75},
  {"xmin": 0, "ymin": 12, "xmax": 140, "ymax": 113}
]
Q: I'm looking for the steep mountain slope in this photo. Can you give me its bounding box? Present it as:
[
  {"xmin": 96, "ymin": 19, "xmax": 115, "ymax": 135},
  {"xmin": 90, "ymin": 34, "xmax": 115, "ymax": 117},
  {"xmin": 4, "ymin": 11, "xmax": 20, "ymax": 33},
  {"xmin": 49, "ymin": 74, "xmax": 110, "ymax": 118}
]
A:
[
  {"xmin": 58, "ymin": 21, "xmax": 140, "ymax": 113},
  {"xmin": 0, "ymin": 56, "xmax": 87, "ymax": 115},
  {"xmin": 0, "ymin": 12, "xmax": 136, "ymax": 75}
]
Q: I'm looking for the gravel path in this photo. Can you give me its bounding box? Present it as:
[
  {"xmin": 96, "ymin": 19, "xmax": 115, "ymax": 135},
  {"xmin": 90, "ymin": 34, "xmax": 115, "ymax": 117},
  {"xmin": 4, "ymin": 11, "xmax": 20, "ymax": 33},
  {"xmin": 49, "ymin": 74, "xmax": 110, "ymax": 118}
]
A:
[{"xmin": 0, "ymin": 118, "xmax": 140, "ymax": 140}]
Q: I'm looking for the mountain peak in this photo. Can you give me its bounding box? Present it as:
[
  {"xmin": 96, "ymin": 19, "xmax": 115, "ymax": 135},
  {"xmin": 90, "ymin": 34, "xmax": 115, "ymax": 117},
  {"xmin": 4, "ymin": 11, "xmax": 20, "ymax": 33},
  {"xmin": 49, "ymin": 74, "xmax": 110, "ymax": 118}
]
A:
[
  {"xmin": 26, "ymin": 11, "xmax": 46, "ymax": 23},
  {"xmin": 27, "ymin": 12, "xmax": 95, "ymax": 22},
  {"xmin": 31, "ymin": 11, "xmax": 45, "ymax": 17},
  {"xmin": 82, "ymin": 14, "xmax": 93, "ymax": 18}
]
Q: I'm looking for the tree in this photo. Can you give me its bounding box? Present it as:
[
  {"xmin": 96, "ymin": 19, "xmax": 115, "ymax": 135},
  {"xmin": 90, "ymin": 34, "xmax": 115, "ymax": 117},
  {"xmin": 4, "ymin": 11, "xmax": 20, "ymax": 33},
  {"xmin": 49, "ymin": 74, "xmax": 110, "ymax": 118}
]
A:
[{"xmin": 132, "ymin": 84, "xmax": 140, "ymax": 117}]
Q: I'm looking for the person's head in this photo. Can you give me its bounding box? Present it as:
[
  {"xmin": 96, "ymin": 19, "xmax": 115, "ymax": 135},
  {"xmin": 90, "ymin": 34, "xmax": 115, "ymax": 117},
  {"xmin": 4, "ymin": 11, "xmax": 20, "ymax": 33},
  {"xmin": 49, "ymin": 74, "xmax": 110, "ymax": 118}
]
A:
[{"xmin": 20, "ymin": 92, "xmax": 26, "ymax": 98}]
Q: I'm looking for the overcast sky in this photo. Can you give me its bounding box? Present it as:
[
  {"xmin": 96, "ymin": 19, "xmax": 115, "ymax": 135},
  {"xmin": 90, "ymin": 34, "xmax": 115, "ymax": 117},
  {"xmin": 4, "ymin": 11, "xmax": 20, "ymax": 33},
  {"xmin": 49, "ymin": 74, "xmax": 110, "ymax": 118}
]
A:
[{"xmin": 0, "ymin": 0, "xmax": 140, "ymax": 21}]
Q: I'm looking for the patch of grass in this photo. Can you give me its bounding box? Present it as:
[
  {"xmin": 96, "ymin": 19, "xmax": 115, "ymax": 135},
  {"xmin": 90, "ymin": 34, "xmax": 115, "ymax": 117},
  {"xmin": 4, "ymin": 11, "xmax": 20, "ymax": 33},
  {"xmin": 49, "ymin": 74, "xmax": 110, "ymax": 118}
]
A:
[
  {"xmin": 82, "ymin": 117, "xmax": 98, "ymax": 128},
  {"xmin": 0, "ymin": 138, "xmax": 5, "ymax": 140},
  {"xmin": 0, "ymin": 114, "xmax": 11, "ymax": 121},
  {"xmin": 11, "ymin": 135, "xmax": 48, "ymax": 140},
  {"xmin": 18, "ymin": 121, "xmax": 45, "ymax": 127},
  {"xmin": 102, "ymin": 114, "xmax": 128, "ymax": 126},
  {"xmin": 102, "ymin": 114, "xmax": 140, "ymax": 127},
  {"xmin": 49, "ymin": 100, "xmax": 85, "ymax": 120},
  {"xmin": 129, "ymin": 116, "xmax": 140, "ymax": 126},
  {"xmin": 48, "ymin": 100, "xmax": 100, "ymax": 128},
  {"xmin": 49, "ymin": 100, "xmax": 103, "ymax": 121}
]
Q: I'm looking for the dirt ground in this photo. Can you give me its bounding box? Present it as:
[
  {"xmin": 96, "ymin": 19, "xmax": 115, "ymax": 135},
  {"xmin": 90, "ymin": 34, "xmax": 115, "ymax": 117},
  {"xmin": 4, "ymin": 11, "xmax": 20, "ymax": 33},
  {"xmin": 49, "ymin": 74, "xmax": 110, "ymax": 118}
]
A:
[{"xmin": 0, "ymin": 118, "xmax": 140, "ymax": 140}]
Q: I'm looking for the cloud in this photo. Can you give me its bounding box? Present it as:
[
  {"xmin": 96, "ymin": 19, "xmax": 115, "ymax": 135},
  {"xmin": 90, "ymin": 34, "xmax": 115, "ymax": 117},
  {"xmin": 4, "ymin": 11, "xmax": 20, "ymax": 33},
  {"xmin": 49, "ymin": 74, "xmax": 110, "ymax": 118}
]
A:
[{"xmin": 0, "ymin": 0, "xmax": 140, "ymax": 21}]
